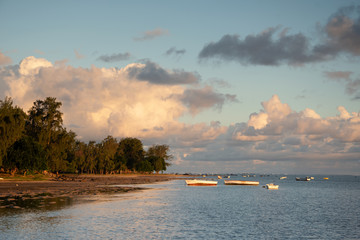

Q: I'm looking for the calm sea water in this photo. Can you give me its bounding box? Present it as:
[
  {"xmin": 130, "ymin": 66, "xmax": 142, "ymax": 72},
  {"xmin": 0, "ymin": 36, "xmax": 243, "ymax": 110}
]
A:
[{"xmin": 0, "ymin": 175, "xmax": 359, "ymax": 239}]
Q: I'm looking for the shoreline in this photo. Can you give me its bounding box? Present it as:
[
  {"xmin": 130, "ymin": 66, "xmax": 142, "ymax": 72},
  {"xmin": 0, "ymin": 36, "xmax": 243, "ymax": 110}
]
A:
[{"xmin": 0, "ymin": 174, "xmax": 188, "ymax": 209}]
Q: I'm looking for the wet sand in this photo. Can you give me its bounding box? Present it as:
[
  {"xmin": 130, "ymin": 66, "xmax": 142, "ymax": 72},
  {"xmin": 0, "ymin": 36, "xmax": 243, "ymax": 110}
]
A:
[{"xmin": 0, "ymin": 174, "xmax": 185, "ymax": 199}]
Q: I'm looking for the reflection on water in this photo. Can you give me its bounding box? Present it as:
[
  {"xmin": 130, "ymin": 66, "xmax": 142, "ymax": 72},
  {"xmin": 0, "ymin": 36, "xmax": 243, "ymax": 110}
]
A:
[
  {"xmin": 0, "ymin": 176, "xmax": 359, "ymax": 239},
  {"xmin": 0, "ymin": 195, "xmax": 74, "ymax": 213}
]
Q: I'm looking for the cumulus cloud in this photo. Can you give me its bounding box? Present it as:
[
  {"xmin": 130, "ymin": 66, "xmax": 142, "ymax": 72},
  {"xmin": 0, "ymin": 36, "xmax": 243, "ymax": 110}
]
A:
[
  {"xmin": 1, "ymin": 57, "xmax": 359, "ymax": 174},
  {"xmin": 181, "ymin": 95, "xmax": 360, "ymax": 174},
  {"xmin": 325, "ymin": 71, "xmax": 360, "ymax": 99},
  {"xmin": 232, "ymin": 95, "xmax": 360, "ymax": 158},
  {"xmin": 97, "ymin": 52, "xmax": 131, "ymax": 62},
  {"xmin": 0, "ymin": 51, "xmax": 12, "ymax": 65},
  {"xmin": 198, "ymin": 5, "xmax": 360, "ymax": 66},
  {"xmin": 133, "ymin": 28, "xmax": 169, "ymax": 41},
  {"xmin": 0, "ymin": 56, "xmax": 231, "ymax": 143}
]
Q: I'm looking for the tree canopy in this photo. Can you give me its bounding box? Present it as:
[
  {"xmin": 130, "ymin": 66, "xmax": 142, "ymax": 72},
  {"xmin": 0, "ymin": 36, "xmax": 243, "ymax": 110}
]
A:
[{"xmin": 0, "ymin": 96, "xmax": 172, "ymax": 174}]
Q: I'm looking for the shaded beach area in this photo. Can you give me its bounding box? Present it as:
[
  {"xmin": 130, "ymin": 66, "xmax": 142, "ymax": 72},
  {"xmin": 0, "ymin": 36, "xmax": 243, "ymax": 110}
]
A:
[{"xmin": 0, "ymin": 174, "xmax": 185, "ymax": 209}]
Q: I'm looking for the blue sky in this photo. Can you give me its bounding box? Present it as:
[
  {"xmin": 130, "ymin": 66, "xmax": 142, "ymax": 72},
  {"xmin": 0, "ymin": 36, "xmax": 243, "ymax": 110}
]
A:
[{"xmin": 1, "ymin": 0, "xmax": 359, "ymax": 175}]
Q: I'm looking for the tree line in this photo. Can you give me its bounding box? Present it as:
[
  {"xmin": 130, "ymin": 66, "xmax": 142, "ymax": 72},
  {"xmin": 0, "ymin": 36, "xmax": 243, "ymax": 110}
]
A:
[{"xmin": 0, "ymin": 97, "xmax": 172, "ymax": 175}]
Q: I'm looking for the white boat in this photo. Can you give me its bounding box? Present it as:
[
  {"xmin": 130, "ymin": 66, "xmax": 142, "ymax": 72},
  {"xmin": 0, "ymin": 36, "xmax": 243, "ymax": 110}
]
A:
[
  {"xmin": 264, "ymin": 183, "xmax": 279, "ymax": 190},
  {"xmin": 280, "ymin": 176, "xmax": 287, "ymax": 180},
  {"xmin": 185, "ymin": 179, "xmax": 218, "ymax": 186},
  {"xmin": 224, "ymin": 180, "xmax": 259, "ymax": 185}
]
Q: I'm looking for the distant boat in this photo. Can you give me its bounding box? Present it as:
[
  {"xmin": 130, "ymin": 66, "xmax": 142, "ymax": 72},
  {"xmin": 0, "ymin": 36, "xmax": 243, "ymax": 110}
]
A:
[
  {"xmin": 280, "ymin": 176, "xmax": 287, "ymax": 180},
  {"xmin": 224, "ymin": 180, "xmax": 259, "ymax": 185},
  {"xmin": 185, "ymin": 179, "xmax": 218, "ymax": 186},
  {"xmin": 217, "ymin": 176, "xmax": 222, "ymax": 179},
  {"xmin": 323, "ymin": 177, "xmax": 329, "ymax": 180},
  {"xmin": 296, "ymin": 177, "xmax": 311, "ymax": 181},
  {"xmin": 264, "ymin": 183, "xmax": 279, "ymax": 190}
]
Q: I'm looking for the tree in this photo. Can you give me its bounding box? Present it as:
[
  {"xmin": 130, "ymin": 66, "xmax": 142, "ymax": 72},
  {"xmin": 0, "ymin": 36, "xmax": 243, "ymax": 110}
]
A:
[
  {"xmin": 137, "ymin": 160, "xmax": 153, "ymax": 173},
  {"xmin": 0, "ymin": 97, "xmax": 27, "ymax": 166},
  {"xmin": 26, "ymin": 97, "xmax": 63, "ymax": 147},
  {"xmin": 25, "ymin": 97, "xmax": 76, "ymax": 174},
  {"xmin": 84, "ymin": 141, "xmax": 97, "ymax": 174},
  {"xmin": 74, "ymin": 141, "xmax": 87, "ymax": 173},
  {"xmin": 98, "ymin": 136, "xmax": 117, "ymax": 174},
  {"xmin": 146, "ymin": 144, "xmax": 172, "ymax": 173},
  {"xmin": 4, "ymin": 135, "xmax": 46, "ymax": 172},
  {"xmin": 46, "ymin": 129, "xmax": 76, "ymax": 174},
  {"xmin": 117, "ymin": 138, "xmax": 144, "ymax": 171}
]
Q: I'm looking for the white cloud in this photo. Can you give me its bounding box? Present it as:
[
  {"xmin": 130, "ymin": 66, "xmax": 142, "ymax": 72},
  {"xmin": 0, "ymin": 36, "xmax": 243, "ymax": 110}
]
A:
[
  {"xmin": 18, "ymin": 56, "xmax": 52, "ymax": 75},
  {"xmin": 0, "ymin": 57, "xmax": 359, "ymax": 174},
  {"xmin": 0, "ymin": 56, "xmax": 228, "ymax": 143},
  {"xmin": 180, "ymin": 95, "xmax": 360, "ymax": 174}
]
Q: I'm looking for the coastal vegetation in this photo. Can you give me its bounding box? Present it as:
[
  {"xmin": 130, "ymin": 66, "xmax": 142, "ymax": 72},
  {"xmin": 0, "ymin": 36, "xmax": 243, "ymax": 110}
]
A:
[{"xmin": 0, "ymin": 97, "xmax": 172, "ymax": 175}]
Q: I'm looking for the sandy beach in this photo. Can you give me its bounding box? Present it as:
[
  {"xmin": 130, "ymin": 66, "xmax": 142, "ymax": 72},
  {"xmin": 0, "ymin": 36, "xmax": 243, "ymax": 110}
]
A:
[{"xmin": 0, "ymin": 174, "xmax": 185, "ymax": 199}]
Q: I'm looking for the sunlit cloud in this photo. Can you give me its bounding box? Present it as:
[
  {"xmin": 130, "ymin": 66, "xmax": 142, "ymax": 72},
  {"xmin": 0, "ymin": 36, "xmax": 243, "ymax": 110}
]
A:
[
  {"xmin": 181, "ymin": 95, "xmax": 360, "ymax": 174},
  {"xmin": 0, "ymin": 51, "xmax": 12, "ymax": 65},
  {"xmin": 0, "ymin": 56, "xmax": 231, "ymax": 143},
  {"xmin": 0, "ymin": 56, "xmax": 359, "ymax": 174}
]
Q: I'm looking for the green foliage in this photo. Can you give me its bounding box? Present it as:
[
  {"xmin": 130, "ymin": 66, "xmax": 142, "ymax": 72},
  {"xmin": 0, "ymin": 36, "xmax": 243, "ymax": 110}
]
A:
[
  {"xmin": 26, "ymin": 97, "xmax": 63, "ymax": 147},
  {"xmin": 4, "ymin": 136, "xmax": 47, "ymax": 171},
  {"xmin": 118, "ymin": 138, "xmax": 144, "ymax": 171},
  {"xmin": 137, "ymin": 160, "xmax": 153, "ymax": 173},
  {"xmin": 1, "ymin": 96, "xmax": 173, "ymax": 174},
  {"xmin": 146, "ymin": 145, "xmax": 172, "ymax": 173},
  {"xmin": 0, "ymin": 97, "xmax": 27, "ymax": 166}
]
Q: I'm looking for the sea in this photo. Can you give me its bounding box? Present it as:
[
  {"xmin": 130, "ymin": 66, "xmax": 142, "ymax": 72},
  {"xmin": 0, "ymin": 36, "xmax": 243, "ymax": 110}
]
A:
[{"xmin": 0, "ymin": 175, "xmax": 359, "ymax": 240}]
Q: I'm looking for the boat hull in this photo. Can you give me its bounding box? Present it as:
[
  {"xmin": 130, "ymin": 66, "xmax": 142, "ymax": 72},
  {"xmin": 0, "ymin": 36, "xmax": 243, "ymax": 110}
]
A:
[
  {"xmin": 185, "ymin": 179, "xmax": 218, "ymax": 186},
  {"xmin": 224, "ymin": 180, "xmax": 259, "ymax": 185},
  {"xmin": 296, "ymin": 177, "xmax": 311, "ymax": 181},
  {"xmin": 265, "ymin": 183, "xmax": 279, "ymax": 190}
]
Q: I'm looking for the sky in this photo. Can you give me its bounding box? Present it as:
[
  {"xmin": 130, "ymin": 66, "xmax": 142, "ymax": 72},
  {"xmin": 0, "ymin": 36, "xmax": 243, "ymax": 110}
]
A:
[{"xmin": 0, "ymin": 0, "xmax": 359, "ymax": 175}]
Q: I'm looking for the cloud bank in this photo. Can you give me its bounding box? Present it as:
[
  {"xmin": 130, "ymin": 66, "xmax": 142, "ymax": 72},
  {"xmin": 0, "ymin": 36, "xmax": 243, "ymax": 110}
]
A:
[
  {"xmin": 198, "ymin": 5, "xmax": 360, "ymax": 66},
  {"xmin": 0, "ymin": 57, "xmax": 359, "ymax": 174},
  {"xmin": 0, "ymin": 56, "xmax": 231, "ymax": 142},
  {"xmin": 182, "ymin": 95, "xmax": 360, "ymax": 174}
]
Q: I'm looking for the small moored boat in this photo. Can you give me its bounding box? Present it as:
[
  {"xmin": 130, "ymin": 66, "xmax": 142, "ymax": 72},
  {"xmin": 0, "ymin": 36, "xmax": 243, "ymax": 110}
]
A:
[
  {"xmin": 224, "ymin": 180, "xmax": 259, "ymax": 185},
  {"xmin": 185, "ymin": 179, "xmax": 218, "ymax": 186},
  {"xmin": 296, "ymin": 177, "xmax": 311, "ymax": 181},
  {"xmin": 264, "ymin": 183, "xmax": 279, "ymax": 190}
]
